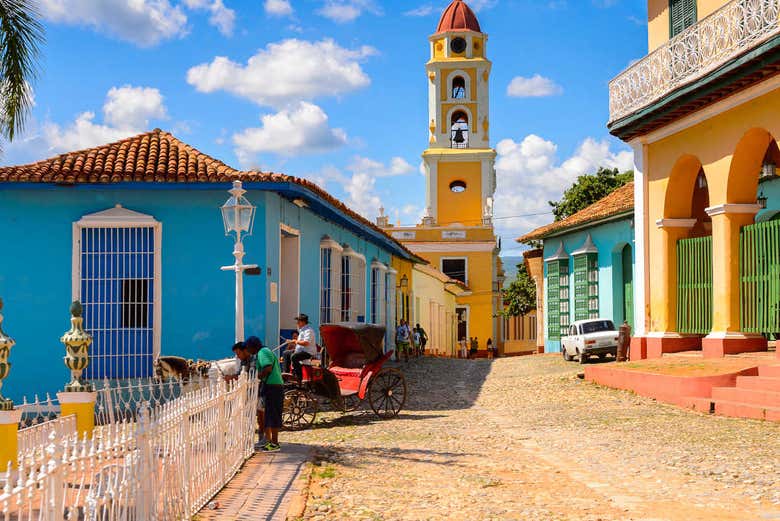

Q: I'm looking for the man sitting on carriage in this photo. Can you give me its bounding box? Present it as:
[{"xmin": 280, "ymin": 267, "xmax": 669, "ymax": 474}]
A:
[{"xmin": 288, "ymin": 313, "xmax": 318, "ymax": 382}]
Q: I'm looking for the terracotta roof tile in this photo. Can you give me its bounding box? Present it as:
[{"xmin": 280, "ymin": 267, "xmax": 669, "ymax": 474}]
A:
[
  {"xmin": 517, "ymin": 182, "xmax": 634, "ymax": 243},
  {"xmin": 0, "ymin": 128, "xmax": 422, "ymax": 262}
]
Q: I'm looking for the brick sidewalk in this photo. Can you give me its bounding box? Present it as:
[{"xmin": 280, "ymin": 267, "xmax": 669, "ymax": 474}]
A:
[{"xmin": 196, "ymin": 443, "xmax": 312, "ymax": 521}]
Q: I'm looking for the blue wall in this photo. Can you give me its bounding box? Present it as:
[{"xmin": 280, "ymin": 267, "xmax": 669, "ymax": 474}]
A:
[
  {"xmin": 0, "ymin": 185, "xmax": 392, "ymax": 401},
  {"xmin": 542, "ymin": 217, "xmax": 634, "ymax": 353}
]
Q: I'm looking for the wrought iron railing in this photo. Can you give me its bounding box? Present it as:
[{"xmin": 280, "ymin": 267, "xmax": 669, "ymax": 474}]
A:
[{"xmin": 609, "ymin": 0, "xmax": 780, "ymax": 123}]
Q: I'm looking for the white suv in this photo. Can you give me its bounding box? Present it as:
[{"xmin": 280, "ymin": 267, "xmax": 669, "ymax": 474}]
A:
[{"xmin": 561, "ymin": 319, "xmax": 619, "ymax": 364}]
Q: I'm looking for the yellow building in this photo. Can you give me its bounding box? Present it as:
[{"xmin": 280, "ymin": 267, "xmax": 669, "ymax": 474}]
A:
[
  {"xmin": 379, "ymin": 0, "xmax": 503, "ymax": 353},
  {"xmin": 411, "ymin": 263, "xmax": 466, "ymax": 357},
  {"xmin": 609, "ymin": 0, "xmax": 780, "ymax": 358}
]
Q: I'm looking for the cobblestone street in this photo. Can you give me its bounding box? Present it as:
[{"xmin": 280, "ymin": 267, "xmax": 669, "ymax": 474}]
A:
[{"xmin": 286, "ymin": 355, "xmax": 780, "ymax": 521}]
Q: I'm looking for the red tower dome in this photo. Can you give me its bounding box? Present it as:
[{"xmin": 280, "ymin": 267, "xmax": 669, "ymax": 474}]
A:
[{"xmin": 436, "ymin": 0, "xmax": 481, "ymax": 34}]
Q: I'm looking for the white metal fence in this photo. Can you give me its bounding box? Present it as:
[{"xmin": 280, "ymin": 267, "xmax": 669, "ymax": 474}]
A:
[{"xmin": 1, "ymin": 371, "xmax": 257, "ymax": 521}]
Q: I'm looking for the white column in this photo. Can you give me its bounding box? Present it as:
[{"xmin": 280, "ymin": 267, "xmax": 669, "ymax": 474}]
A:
[{"xmin": 631, "ymin": 140, "xmax": 648, "ymax": 336}]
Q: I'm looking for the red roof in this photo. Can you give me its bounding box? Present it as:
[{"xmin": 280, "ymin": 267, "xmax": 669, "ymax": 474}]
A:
[
  {"xmin": 517, "ymin": 183, "xmax": 634, "ymax": 243},
  {"xmin": 436, "ymin": 0, "xmax": 481, "ymax": 34},
  {"xmin": 0, "ymin": 129, "xmax": 423, "ymax": 261}
]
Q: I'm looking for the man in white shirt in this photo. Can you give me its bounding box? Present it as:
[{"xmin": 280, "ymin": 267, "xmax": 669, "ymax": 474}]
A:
[{"xmin": 291, "ymin": 313, "xmax": 317, "ymax": 381}]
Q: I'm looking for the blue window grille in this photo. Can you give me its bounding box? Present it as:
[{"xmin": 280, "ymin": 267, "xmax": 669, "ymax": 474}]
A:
[{"xmin": 80, "ymin": 226, "xmax": 156, "ymax": 379}]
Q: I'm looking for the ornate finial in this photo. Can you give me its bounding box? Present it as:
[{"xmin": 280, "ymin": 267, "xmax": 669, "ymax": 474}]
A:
[
  {"xmin": 0, "ymin": 297, "xmax": 14, "ymax": 410},
  {"xmin": 61, "ymin": 300, "xmax": 93, "ymax": 393}
]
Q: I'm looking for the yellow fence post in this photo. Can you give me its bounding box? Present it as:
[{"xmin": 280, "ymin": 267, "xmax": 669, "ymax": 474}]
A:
[
  {"xmin": 58, "ymin": 301, "xmax": 96, "ymax": 438},
  {"xmin": 0, "ymin": 297, "xmax": 21, "ymax": 471}
]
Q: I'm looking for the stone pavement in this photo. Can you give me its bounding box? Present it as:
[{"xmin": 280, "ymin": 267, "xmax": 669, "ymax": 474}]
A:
[
  {"xmin": 196, "ymin": 442, "xmax": 311, "ymax": 521},
  {"xmin": 284, "ymin": 355, "xmax": 780, "ymax": 520}
]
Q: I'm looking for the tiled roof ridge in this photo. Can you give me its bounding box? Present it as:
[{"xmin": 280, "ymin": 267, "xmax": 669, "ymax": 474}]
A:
[
  {"xmin": 517, "ymin": 182, "xmax": 634, "ymax": 243},
  {"xmin": 0, "ymin": 128, "xmax": 422, "ymax": 262}
]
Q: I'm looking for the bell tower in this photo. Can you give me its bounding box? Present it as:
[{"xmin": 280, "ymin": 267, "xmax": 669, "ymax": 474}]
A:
[{"xmin": 423, "ymin": 0, "xmax": 496, "ymax": 227}]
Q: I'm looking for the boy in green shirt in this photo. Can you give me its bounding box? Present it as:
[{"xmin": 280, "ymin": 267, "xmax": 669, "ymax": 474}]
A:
[{"xmin": 234, "ymin": 341, "xmax": 284, "ymax": 452}]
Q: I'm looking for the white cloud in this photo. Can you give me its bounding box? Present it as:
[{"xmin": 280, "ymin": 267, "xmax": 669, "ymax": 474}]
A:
[
  {"xmin": 469, "ymin": 0, "xmax": 498, "ymax": 11},
  {"xmin": 187, "ymin": 39, "xmax": 376, "ymax": 108},
  {"xmin": 493, "ymin": 135, "xmax": 633, "ymax": 243},
  {"xmin": 403, "ymin": 4, "xmax": 434, "ymax": 16},
  {"xmin": 184, "ymin": 0, "xmax": 236, "ymax": 36},
  {"xmin": 103, "ymin": 85, "xmax": 168, "ymax": 129},
  {"xmin": 38, "ymin": 0, "xmax": 188, "ymax": 47},
  {"xmin": 347, "ymin": 156, "xmax": 413, "ymax": 178},
  {"xmin": 232, "ymin": 102, "xmax": 347, "ymax": 162},
  {"xmin": 507, "ymin": 74, "xmax": 563, "ymax": 98},
  {"xmin": 317, "ymin": 0, "xmax": 381, "ymax": 23},
  {"xmin": 344, "ymin": 171, "xmax": 382, "ymax": 218},
  {"xmin": 264, "ymin": 0, "xmax": 293, "ymax": 17},
  {"xmin": 38, "ymin": 85, "xmax": 168, "ymax": 154}
]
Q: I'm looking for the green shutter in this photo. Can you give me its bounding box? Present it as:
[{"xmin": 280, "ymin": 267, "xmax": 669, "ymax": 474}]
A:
[
  {"xmin": 740, "ymin": 219, "xmax": 780, "ymax": 335},
  {"xmin": 558, "ymin": 262, "xmax": 570, "ymax": 337},
  {"xmin": 670, "ymin": 0, "xmax": 697, "ymax": 38},
  {"xmin": 677, "ymin": 236, "xmax": 712, "ymax": 334},
  {"xmin": 573, "ymin": 255, "xmax": 588, "ymax": 321},
  {"xmin": 547, "ymin": 261, "xmax": 561, "ymax": 340}
]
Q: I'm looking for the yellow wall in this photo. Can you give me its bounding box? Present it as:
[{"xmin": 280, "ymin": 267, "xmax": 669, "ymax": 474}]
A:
[
  {"xmin": 412, "ymin": 265, "xmax": 459, "ymax": 356},
  {"xmin": 645, "ymin": 87, "xmax": 780, "ymax": 334},
  {"xmin": 648, "ymin": 0, "xmax": 729, "ymax": 51},
  {"xmin": 436, "ymin": 161, "xmax": 483, "ymax": 226},
  {"xmin": 391, "ymin": 256, "xmax": 414, "ymax": 322}
]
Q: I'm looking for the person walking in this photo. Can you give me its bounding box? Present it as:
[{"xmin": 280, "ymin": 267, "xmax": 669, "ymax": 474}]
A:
[
  {"xmin": 415, "ymin": 324, "xmax": 428, "ymax": 356},
  {"xmin": 469, "ymin": 337, "xmax": 478, "ymax": 359},
  {"xmin": 256, "ymin": 343, "xmax": 285, "ymax": 452},
  {"xmin": 396, "ymin": 319, "xmax": 411, "ymax": 362},
  {"xmin": 486, "ymin": 338, "xmax": 495, "ymax": 359}
]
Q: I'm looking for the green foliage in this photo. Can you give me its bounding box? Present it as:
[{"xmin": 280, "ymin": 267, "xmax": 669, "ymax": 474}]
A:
[
  {"xmin": 0, "ymin": 0, "xmax": 44, "ymax": 143},
  {"xmin": 549, "ymin": 167, "xmax": 633, "ymax": 222},
  {"xmin": 502, "ymin": 262, "xmax": 536, "ymax": 317}
]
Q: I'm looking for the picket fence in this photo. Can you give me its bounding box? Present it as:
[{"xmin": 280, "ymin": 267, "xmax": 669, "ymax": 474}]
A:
[{"xmin": 0, "ymin": 371, "xmax": 258, "ymax": 521}]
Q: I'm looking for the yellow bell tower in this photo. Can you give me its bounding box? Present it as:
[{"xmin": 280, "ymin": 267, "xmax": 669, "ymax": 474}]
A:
[
  {"xmin": 379, "ymin": 0, "xmax": 503, "ymax": 356},
  {"xmin": 423, "ymin": 0, "xmax": 496, "ymax": 228}
]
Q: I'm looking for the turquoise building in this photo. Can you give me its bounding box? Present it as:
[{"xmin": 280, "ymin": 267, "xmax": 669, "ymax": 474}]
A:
[
  {"xmin": 0, "ymin": 130, "xmax": 417, "ymax": 401},
  {"xmin": 518, "ymin": 183, "xmax": 635, "ymax": 353}
]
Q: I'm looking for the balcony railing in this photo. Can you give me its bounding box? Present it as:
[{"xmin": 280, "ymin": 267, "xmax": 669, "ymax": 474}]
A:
[{"xmin": 609, "ymin": 0, "xmax": 780, "ymax": 123}]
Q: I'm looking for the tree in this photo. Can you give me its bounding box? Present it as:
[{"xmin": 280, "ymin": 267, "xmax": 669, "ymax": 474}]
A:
[
  {"xmin": 502, "ymin": 262, "xmax": 536, "ymax": 317},
  {"xmin": 0, "ymin": 0, "xmax": 43, "ymax": 144},
  {"xmin": 549, "ymin": 167, "xmax": 633, "ymax": 222}
]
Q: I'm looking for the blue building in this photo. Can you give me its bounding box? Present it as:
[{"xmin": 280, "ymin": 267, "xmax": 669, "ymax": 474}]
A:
[
  {"xmin": 518, "ymin": 183, "xmax": 635, "ymax": 353},
  {"xmin": 0, "ymin": 130, "xmax": 418, "ymax": 400}
]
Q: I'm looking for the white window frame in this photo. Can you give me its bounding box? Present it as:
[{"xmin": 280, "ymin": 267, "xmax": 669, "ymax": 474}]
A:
[
  {"xmin": 370, "ymin": 260, "xmax": 388, "ymax": 325},
  {"xmin": 440, "ymin": 256, "xmax": 468, "ymax": 286},
  {"xmin": 340, "ymin": 246, "xmax": 366, "ymax": 323},
  {"xmin": 72, "ymin": 205, "xmax": 162, "ymax": 378},
  {"xmin": 385, "ymin": 268, "xmax": 397, "ymax": 350},
  {"xmin": 319, "ymin": 236, "xmax": 343, "ymax": 325}
]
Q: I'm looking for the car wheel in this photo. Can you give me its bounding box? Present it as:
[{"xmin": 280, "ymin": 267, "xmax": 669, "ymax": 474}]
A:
[
  {"xmin": 562, "ymin": 347, "xmax": 573, "ymax": 362},
  {"xmin": 579, "ymin": 351, "xmax": 588, "ymax": 364},
  {"xmin": 598, "ymin": 353, "xmax": 607, "ymax": 361}
]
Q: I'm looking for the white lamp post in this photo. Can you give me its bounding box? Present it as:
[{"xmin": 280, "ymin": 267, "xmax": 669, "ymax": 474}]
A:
[{"xmin": 220, "ymin": 180, "xmax": 258, "ymax": 343}]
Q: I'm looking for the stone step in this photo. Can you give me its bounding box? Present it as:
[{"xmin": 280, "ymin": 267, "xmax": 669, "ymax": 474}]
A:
[
  {"xmin": 713, "ymin": 400, "xmax": 780, "ymax": 421},
  {"xmin": 758, "ymin": 365, "xmax": 780, "ymax": 378},
  {"xmin": 711, "ymin": 386, "xmax": 780, "ymax": 408},
  {"xmin": 736, "ymin": 376, "xmax": 780, "ymax": 392}
]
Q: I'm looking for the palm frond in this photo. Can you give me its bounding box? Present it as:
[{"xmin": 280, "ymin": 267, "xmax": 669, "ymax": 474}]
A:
[{"xmin": 0, "ymin": 0, "xmax": 43, "ymax": 141}]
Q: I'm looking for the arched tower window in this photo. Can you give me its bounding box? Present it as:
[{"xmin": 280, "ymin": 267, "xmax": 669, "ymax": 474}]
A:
[
  {"xmin": 452, "ymin": 76, "xmax": 466, "ymax": 99},
  {"xmin": 450, "ymin": 111, "xmax": 469, "ymax": 149}
]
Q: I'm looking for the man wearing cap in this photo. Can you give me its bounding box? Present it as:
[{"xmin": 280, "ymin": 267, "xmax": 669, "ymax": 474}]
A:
[{"xmin": 290, "ymin": 313, "xmax": 317, "ymax": 382}]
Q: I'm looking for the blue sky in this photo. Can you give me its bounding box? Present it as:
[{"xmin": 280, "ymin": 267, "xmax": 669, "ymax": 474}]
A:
[{"xmin": 4, "ymin": 0, "xmax": 647, "ymax": 256}]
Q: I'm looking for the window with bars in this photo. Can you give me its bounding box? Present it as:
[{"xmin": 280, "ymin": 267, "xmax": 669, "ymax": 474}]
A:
[
  {"xmin": 341, "ymin": 249, "xmax": 366, "ymax": 322},
  {"xmin": 385, "ymin": 270, "xmax": 397, "ymax": 350},
  {"xmin": 669, "ymin": 0, "xmax": 696, "ymax": 38},
  {"xmin": 320, "ymin": 240, "xmax": 342, "ymax": 324},
  {"xmin": 370, "ymin": 262, "xmax": 386, "ymax": 325},
  {"xmin": 77, "ymin": 223, "xmax": 158, "ymax": 380},
  {"xmin": 574, "ymin": 253, "xmax": 599, "ymax": 320}
]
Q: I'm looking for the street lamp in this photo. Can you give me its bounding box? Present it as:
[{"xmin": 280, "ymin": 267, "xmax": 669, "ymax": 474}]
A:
[{"xmin": 221, "ymin": 180, "xmax": 258, "ymax": 342}]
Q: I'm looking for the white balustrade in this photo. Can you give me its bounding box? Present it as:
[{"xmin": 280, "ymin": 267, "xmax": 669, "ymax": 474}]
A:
[
  {"xmin": 609, "ymin": 0, "xmax": 780, "ymax": 122},
  {"xmin": 1, "ymin": 370, "xmax": 258, "ymax": 521}
]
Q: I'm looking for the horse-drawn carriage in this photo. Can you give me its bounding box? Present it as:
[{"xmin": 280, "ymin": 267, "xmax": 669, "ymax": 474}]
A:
[{"xmin": 282, "ymin": 323, "xmax": 407, "ymax": 430}]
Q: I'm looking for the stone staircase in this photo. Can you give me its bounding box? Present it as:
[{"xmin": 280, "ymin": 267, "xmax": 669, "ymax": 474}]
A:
[{"xmin": 710, "ymin": 365, "xmax": 780, "ymax": 421}]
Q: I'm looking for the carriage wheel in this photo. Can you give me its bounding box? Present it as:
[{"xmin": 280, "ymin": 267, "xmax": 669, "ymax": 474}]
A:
[
  {"xmin": 368, "ymin": 368, "xmax": 407, "ymax": 419},
  {"xmin": 282, "ymin": 388, "xmax": 318, "ymax": 431}
]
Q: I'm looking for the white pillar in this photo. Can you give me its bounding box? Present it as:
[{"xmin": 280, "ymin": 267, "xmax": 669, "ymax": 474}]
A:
[{"xmin": 631, "ymin": 140, "xmax": 648, "ymax": 336}]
